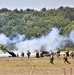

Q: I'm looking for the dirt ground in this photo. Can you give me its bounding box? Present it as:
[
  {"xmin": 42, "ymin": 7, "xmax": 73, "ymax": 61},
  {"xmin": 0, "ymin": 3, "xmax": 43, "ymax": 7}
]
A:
[{"xmin": 0, "ymin": 57, "xmax": 74, "ymax": 75}]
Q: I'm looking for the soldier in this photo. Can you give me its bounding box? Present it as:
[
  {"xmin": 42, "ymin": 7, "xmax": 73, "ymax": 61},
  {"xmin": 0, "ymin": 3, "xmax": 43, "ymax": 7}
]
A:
[
  {"xmin": 27, "ymin": 50, "xmax": 31, "ymax": 59},
  {"xmin": 49, "ymin": 50, "xmax": 54, "ymax": 64},
  {"xmin": 21, "ymin": 52, "xmax": 24, "ymax": 57},
  {"xmin": 40, "ymin": 50, "xmax": 43, "ymax": 57},
  {"xmin": 56, "ymin": 48, "xmax": 61, "ymax": 57},
  {"xmin": 63, "ymin": 54, "xmax": 71, "ymax": 64},
  {"xmin": 50, "ymin": 54, "xmax": 54, "ymax": 64},
  {"xmin": 36, "ymin": 50, "xmax": 39, "ymax": 58},
  {"xmin": 50, "ymin": 50, "xmax": 54, "ymax": 56},
  {"xmin": 65, "ymin": 48, "xmax": 69, "ymax": 57},
  {"xmin": 16, "ymin": 53, "xmax": 19, "ymax": 57}
]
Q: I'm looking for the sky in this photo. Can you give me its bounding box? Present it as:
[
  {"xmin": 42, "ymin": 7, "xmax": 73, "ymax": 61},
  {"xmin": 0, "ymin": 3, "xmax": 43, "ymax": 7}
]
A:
[{"xmin": 0, "ymin": 0, "xmax": 74, "ymax": 10}]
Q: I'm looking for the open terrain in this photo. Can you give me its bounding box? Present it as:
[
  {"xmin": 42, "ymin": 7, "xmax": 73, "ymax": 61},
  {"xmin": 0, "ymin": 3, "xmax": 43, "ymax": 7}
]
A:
[{"xmin": 0, "ymin": 57, "xmax": 74, "ymax": 75}]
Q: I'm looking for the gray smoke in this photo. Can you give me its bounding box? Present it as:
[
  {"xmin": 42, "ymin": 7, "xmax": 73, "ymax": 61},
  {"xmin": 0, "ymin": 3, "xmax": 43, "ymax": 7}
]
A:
[
  {"xmin": 15, "ymin": 28, "xmax": 74, "ymax": 53},
  {"xmin": 15, "ymin": 28, "xmax": 64, "ymax": 53},
  {"xmin": 0, "ymin": 34, "xmax": 25, "ymax": 45},
  {"xmin": 0, "ymin": 34, "xmax": 10, "ymax": 45},
  {"xmin": 9, "ymin": 34, "xmax": 25, "ymax": 44},
  {"xmin": 69, "ymin": 31, "xmax": 74, "ymax": 44},
  {"xmin": 0, "ymin": 28, "xmax": 74, "ymax": 54}
]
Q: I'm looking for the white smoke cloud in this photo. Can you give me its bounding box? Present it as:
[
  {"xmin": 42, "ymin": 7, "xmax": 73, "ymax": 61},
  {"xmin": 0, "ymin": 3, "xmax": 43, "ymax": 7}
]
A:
[
  {"xmin": 9, "ymin": 34, "xmax": 25, "ymax": 44},
  {"xmin": 0, "ymin": 34, "xmax": 10, "ymax": 45},
  {"xmin": 0, "ymin": 28, "xmax": 74, "ymax": 54},
  {"xmin": 69, "ymin": 30, "xmax": 74, "ymax": 44},
  {"xmin": 0, "ymin": 34, "xmax": 25, "ymax": 45},
  {"xmin": 15, "ymin": 28, "xmax": 72, "ymax": 53}
]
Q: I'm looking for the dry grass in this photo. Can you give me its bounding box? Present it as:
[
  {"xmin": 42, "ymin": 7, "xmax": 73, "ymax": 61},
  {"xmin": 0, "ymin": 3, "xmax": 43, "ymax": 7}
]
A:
[{"xmin": 0, "ymin": 57, "xmax": 74, "ymax": 75}]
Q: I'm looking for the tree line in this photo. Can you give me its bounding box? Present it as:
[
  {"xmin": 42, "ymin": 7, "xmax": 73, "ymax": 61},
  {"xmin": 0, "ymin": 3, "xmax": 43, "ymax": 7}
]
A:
[{"xmin": 0, "ymin": 6, "xmax": 74, "ymax": 39}]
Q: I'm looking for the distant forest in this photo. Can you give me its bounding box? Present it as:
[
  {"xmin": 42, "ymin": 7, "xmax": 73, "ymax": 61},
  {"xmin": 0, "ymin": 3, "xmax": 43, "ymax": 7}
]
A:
[{"xmin": 0, "ymin": 6, "xmax": 74, "ymax": 39}]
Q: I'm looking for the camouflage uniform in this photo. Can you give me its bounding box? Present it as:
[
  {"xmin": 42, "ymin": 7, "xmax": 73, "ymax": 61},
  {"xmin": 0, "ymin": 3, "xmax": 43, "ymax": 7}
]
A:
[
  {"xmin": 63, "ymin": 54, "xmax": 70, "ymax": 64},
  {"xmin": 21, "ymin": 52, "xmax": 24, "ymax": 57},
  {"xmin": 27, "ymin": 50, "xmax": 31, "ymax": 59},
  {"xmin": 50, "ymin": 55, "xmax": 54, "ymax": 64},
  {"xmin": 36, "ymin": 50, "xmax": 39, "ymax": 58},
  {"xmin": 40, "ymin": 50, "xmax": 43, "ymax": 57},
  {"xmin": 56, "ymin": 48, "xmax": 60, "ymax": 57},
  {"xmin": 65, "ymin": 49, "xmax": 69, "ymax": 57},
  {"xmin": 49, "ymin": 51, "xmax": 54, "ymax": 64}
]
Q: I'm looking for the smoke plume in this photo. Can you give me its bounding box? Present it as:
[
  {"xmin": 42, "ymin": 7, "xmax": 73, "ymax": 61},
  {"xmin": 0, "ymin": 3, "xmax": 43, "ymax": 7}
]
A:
[{"xmin": 0, "ymin": 28, "xmax": 74, "ymax": 54}]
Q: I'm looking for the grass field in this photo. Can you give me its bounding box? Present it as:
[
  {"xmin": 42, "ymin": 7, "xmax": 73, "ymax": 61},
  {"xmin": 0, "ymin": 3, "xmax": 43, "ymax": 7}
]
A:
[{"xmin": 0, "ymin": 57, "xmax": 74, "ymax": 75}]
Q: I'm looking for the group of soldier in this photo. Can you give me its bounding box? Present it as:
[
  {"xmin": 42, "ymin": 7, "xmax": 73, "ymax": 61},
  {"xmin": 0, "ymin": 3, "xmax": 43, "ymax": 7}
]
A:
[
  {"xmin": 16, "ymin": 48, "xmax": 74, "ymax": 65},
  {"xmin": 18, "ymin": 50, "xmax": 44, "ymax": 58},
  {"xmin": 17, "ymin": 50, "xmax": 31, "ymax": 59},
  {"xmin": 49, "ymin": 48, "xmax": 74, "ymax": 64},
  {"xmin": 17, "ymin": 50, "xmax": 48, "ymax": 58},
  {"xmin": 0, "ymin": 45, "xmax": 74, "ymax": 64}
]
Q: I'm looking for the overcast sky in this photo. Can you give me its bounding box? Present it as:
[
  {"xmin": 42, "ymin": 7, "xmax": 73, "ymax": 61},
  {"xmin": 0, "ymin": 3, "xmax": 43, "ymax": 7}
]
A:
[{"xmin": 0, "ymin": 0, "xmax": 74, "ymax": 10}]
